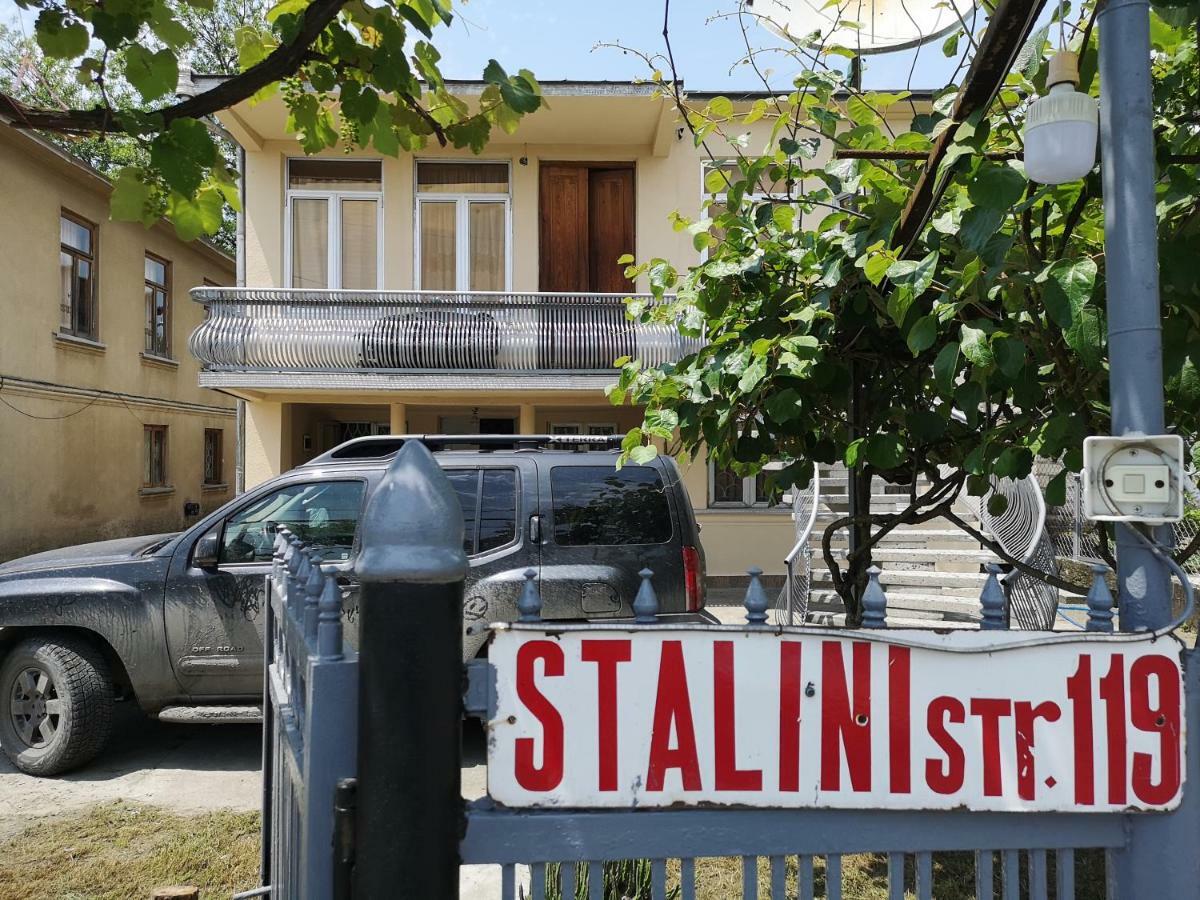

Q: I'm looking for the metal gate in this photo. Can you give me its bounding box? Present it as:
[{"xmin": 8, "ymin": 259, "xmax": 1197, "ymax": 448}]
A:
[{"xmin": 261, "ymin": 442, "xmax": 1200, "ymax": 899}]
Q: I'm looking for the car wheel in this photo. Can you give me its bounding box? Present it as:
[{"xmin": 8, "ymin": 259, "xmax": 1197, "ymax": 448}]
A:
[{"xmin": 0, "ymin": 636, "xmax": 114, "ymax": 776}]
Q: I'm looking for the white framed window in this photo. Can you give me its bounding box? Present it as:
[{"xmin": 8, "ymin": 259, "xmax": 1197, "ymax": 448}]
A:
[
  {"xmin": 708, "ymin": 461, "xmax": 783, "ymax": 508},
  {"xmin": 414, "ymin": 160, "xmax": 511, "ymax": 292},
  {"xmin": 285, "ymin": 158, "xmax": 383, "ymax": 290}
]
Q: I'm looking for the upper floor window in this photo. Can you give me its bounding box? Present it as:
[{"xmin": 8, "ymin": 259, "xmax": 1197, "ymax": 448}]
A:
[
  {"xmin": 287, "ymin": 158, "xmax": 382, "ymax": 290},
  {"xmin": 415, "ymin": 161, "xmax": 510, "ymax": 292},
  {"xmin": 144, "ymin": 254, "xmax": 171, "ymax": 358},
  {"xmin": 60, "ymin": 212, "xmax": 97, "ymax": 339}
]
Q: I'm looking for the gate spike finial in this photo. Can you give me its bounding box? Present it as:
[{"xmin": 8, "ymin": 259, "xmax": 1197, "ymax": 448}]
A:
[
  {"xmin": 861, "ymin": 565, "xmax": 888, "ymax": 629},
  {"xmin": 980, "ymin": 563, "xmax": 1008, "ymax": 630},
  {"xmin": 303, "ymin": 549, "xmax": 324, "ymax": 639},
  {"xmin": 317, "ymin": 571, "xmax": 344, "ymax": 659},
  {"xmin": 517, "ymin": 568, "xmax": 542, "ymax": 623},
  {"xmin": 633, "ymin": 568, "xmax": 659, "ymax": 623},
  {"xmin": 1085, "ymin": 563, "xmax": 1115, "ymax": 633},
  {"xmin": 744, "ymin": 567, "xmax": 769, "ymax": 625}
]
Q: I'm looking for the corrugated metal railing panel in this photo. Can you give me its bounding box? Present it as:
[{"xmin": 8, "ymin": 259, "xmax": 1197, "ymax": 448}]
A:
[{"xmin": 188, "ymin": 287, "xmax": 700, "ymax": 374}]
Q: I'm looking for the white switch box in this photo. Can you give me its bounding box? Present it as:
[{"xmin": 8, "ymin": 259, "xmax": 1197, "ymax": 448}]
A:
[{"xmin": 1082, "ymin": 434, "xmax": 1185, "ymax": 523}]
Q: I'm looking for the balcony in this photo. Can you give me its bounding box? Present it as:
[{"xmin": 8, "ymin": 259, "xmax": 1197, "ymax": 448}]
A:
[{"xmin": 188, "ymin": 288, "xmax": 699, "ymax": 391}]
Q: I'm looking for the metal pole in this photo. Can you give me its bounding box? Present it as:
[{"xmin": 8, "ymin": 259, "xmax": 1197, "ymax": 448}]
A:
[
  {"xmin": 1097, "ymin": 2, "xmax": 1199, "ymax": 894},
  {"xmin": 353, "ymin": 441, "xmax": 468, "ymax": 898},
  {"xmin": 1097, "ymin": 0, "xmax": 1172, "ymax": 631}
]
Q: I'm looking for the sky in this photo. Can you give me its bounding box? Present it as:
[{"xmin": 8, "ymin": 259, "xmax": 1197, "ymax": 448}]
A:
[{"xmin": 0, "ymin": 0, "xmax": 970, "ymax": 92}]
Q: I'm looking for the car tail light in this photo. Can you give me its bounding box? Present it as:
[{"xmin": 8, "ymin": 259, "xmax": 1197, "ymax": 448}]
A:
[{"xmin": 682, "ymin": 545, "xmax": 703, "ymax": 612}]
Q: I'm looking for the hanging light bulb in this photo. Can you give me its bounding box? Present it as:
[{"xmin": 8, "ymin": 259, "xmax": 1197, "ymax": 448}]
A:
[{"xmin": 1024, "ymin": 50, "xmax": 1098, "ymax": 184}]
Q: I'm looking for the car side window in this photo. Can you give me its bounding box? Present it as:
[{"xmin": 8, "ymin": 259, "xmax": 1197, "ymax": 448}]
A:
[
  {"xmin": 550, "ymin": 465, "xmax": 673, "ymax": 546},
  {"xmin": 445, "ymin": 468, "xmax": 518, "ymax": 555},
  {"xmin": 219, "ymin": 480, "xmax": 366, "ymax": 564}
]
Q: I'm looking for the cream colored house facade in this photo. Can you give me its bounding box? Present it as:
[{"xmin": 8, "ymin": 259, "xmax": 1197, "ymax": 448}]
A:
[
  {"xmin": 192, "ymin": 81, "xmax": 917, "ymax": 577},
  {"xmin": 0, "ymin": 126, "xmax": 236, "ymax": 561}
]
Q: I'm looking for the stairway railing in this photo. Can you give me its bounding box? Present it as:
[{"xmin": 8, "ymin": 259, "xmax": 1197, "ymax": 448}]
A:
[{"xmin": 777, "ymin": 464, "xmax": 821, "ymax": 625}]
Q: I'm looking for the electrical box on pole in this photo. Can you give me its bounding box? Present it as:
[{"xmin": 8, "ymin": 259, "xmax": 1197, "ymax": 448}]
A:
[{"xmin": 1081, "ymin": 433, "xmax": 1187, "ymax": 523}]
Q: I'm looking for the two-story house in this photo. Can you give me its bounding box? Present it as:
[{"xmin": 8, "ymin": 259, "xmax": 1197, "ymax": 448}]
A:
[
  {"xmin": 0, "ymin": 125, "xmax": 236, "ymax": 561},
  {"xmin": 186, "ymin": 79, "xmax": 917, "ymax": 580}
]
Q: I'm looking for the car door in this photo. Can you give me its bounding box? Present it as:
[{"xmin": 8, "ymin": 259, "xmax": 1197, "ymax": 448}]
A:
[
  {"xmin": 165, "ymin": 477, "xmax": 368, "ymax": 697},
  {"xmin": 443, "ymin": 459, "xmax": 539, "ymax": 659},
  {"xmin": 536, "ymin": 460, "xmax": 683, "ymax": 619}
]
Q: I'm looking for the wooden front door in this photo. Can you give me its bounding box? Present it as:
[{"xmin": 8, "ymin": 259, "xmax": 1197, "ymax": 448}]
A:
[{"xmin": 538, "ymin": 164, "xmax": 635, "ymax": 293}]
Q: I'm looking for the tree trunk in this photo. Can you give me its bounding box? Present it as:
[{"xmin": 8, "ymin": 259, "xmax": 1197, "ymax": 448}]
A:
[{"xmin": 842, "ymin": 464, "xmax": 873, "ymax": 626}]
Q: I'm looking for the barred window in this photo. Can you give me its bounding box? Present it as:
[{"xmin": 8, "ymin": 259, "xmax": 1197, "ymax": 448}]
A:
[
  {"xmin": 60, "ymin": 212, "xmax": 97, "ymax": 339},
  {"xmin": 203, "ymin": 429, "xmax": 223, "ymax": 485},
  {"xmin": 709, "ymin": 463, "xmax": 777, "ymax": 508},
  {"xmin": 143, "ymin": 425, "xmax": 168, "ymax": 488}
]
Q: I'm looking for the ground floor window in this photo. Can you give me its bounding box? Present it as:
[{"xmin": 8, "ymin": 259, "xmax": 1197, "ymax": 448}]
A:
[
  {"xmin": 709, "ymin": 462, "xmax": 775, "ymax": 508},
  {"xmin": 143, "ymin": 425, "xmax": 168, "ymax": 488},
  {"xmin": 203, "ymin": 429, "xmax": 223, "ymax": 485}
]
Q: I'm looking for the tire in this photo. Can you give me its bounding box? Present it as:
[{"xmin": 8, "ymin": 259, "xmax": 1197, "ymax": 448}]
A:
[{"xmin": 0, "ymin": 636, "xmax": 114, "ymax": 776}]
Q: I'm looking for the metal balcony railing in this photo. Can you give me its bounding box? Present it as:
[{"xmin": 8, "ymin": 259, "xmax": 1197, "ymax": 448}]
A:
[{"xmin": 188, "ymin": 288, "xmax": 699, "ymax": 374}]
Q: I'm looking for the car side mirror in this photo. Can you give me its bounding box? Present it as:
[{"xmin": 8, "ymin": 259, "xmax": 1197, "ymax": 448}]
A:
[{"xmin": 193, "ymin": 528, "xmax": 221, "ymax": 569}]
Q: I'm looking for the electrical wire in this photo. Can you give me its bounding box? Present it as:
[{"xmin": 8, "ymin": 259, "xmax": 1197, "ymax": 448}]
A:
[{"xmin": 0, "ymin": 376, "xmax": 102, "ymax": 420}]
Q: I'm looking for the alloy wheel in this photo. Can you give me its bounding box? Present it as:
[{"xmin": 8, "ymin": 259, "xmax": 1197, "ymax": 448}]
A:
[{"xmin": 8, "ymin": 666, "xmax": 62, "ymax": 749}]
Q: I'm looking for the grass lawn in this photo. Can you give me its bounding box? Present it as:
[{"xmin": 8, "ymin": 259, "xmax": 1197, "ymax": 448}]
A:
[
  {"xmin": 0, "ymin": 803, "xmax": 260, "ymax": 900},
  {"xmin": 0, "ymin": 802, "xmax": 1106, "ymax": 899}
]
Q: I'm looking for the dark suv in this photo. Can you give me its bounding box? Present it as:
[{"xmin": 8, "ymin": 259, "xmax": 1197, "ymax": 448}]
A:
[{"xmin": 0, "ymin": 435, "xmax": 706, "ymax": 775}]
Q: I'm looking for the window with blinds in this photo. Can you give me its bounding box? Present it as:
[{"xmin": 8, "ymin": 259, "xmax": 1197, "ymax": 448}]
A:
[{"xmin": 416, "ymin": 161, "xmax": 510, "ymax": 292}]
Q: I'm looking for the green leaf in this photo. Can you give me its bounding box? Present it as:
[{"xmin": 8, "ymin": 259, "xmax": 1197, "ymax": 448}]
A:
[
  {"xmin": 110, "ymin": 169, "xmax": 156, "ymax": 224},
  {"xmin": 1040, "ymin": 257, "xmax": 1098, "ymax": 330},
  {"xmin": 994, "ymin": 337, "xmax": 1026, "ymax": 378},
  {"xmin": 765, "ymin": 388, "xmax": 803, "ymax": 423},
  {"xmin": 960, "ymin": 325, "xmax": 994, "ymax": 369},
  {"xmin": 125, "ymin": 45, "xmax": 179, "ymax": 102},
  {"xmin": 738, "ymin": 354, "xmax": 768, "ymax": 393},
  {"xmin": 629, "ymin": 444, "xmax": 659, "ymax": 465},
  {"xmin": 166, "ymin": 186, "xmax": 223, "ymax": 241},
  {"xmin": 644, "ymin": 408, "xmax": 679, "ymax": 439},
  {"xmin": 987, "ymin": 493, "xmax": 1010, "ymax": 516},
  {"xmin": 704, "ymin": 166, "xmax": 733, "ymax": 194},
  {"xmin": 1064, "ymin": 307, "xmax": 1105, "ymax": 370},
  {"xmin": 942, "ymin": 31, "xmax": 960, "ymax": 57},
  {"xmin": 886, "ymin": 251, "xmax": 937, "ymax": 295},
  {"xmin": 906, "ymin": 315, "xmax": 938, "ymax": 355},
  {"xmin": 959, "ymin": 206, "xmax": 1005, "ymax": 253},
  {"xmin": 266, "ymin": 0, "xmax": 310, "ymax": 24},
  {"xmin": 864, "ymin": 433, "xmax": 906, "ymax": 469},
  {"xmin": 1044, "ymin": 469, "xmax": 1068, "ymax": 507},
  {"xmin": 934, "ymin": 342, "xmax": 960, "ymax": 393},
  {"xmin": 708, "ymin": 96, "xmax": 734, "ymax": 118},
  {"xmin": 150, "ymin": 118, "xmax": 218, "ymax": 196},
  {"xmin": 500, "ymin": 72, "xmax": 541, "ymax": 114},
  {"xmin": 844, "ymin": 437, "xmax": 865, "ymax": 467},
  {"xmin": 968, "ymin": 163, "xmax": 1027, "ymax": 210},
  {"xmin": 35, "ymin": 10, "xmax": 89, "ymax": 59}
]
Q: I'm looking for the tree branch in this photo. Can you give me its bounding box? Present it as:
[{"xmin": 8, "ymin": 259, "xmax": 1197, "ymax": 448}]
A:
[
  {"xmin": 942, "ymin": 507, "xmax": 1089, "ymax": 595},
  {"xmin": 1, "ymin": 0, "xmax": 350, "ymax": 135}
]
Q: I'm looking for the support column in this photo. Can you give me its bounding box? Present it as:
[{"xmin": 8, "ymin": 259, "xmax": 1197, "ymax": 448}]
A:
[
  {"xmin": 244, "ymin": 400, "xmax": 291, "ymax": 488},
  {"xmin": 518, "ymin": 403, "xmax": 536, "ymax": 435},
  {"xmin": 389, "ymin": 402, "xmax": 407, "ymax": 436}
]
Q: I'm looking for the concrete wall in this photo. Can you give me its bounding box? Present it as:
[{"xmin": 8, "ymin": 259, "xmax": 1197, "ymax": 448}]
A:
[{"xmin": 0, "ymin": 127, "xmax": 236, "ymax": 561}]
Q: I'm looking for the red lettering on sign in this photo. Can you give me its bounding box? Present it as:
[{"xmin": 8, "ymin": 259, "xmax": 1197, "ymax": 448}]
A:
[
  {"xmin": 581, "ymin": 639, "xmax": 632, "ymax": 792},
  {"xmin": 713, "ymin": 641, "xmax": 762, "ymax": 791},
  {"xmin": 1014, "ymin": 700, "xmax": 1062, "ymax": 801},
  {"xmin": 778, "ymin": 642, "xmax": 803, "ymax": 792},
  {"xmin": 970, "ymin": 698, "xmax": 1012, "ymax": 797},
  {"xmin": 645, "ymin": 640, "xmax": 702, "ymax": 791},
  {"xmin": 889, "ymin": 647, "xmax": 911, "ymax": 794},
  {"xmin": 926, "ymin": 695, "xmax": 965, "ymax": 794},
  {"xmin": 1099, "ymin": 655, "xmax": 1127, "ymax": 805},
  {"xmin": 820, "ymin": 641, "xmax": 872, "ymax": 792},
  {"xmin": 1130, "ymin": 655, "xmax": 1182, "ymax": 805},
  {"xmin": 1066, "ymin": 654, "xmax": 1095, "ymax": 805},
  {"xmin": 515, "ymin": 640, "xmax": 564, "ymax": 791}
]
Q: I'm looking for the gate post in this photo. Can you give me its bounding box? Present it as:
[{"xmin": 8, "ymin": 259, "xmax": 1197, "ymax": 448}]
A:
[{"xmin": 352, "ymin": 441, "xmax": 468, "ymax": 898}]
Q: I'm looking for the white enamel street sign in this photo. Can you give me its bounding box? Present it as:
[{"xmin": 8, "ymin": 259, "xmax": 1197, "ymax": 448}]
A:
[{"xmin": 486, "ymin": 627, "xmax": 1185, "ymax": 812}]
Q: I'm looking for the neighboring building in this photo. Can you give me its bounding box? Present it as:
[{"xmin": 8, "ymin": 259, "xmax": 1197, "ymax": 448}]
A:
[
  {"xmin": 188, "ymin": 80, "xmax": 917, "ymax": 578},
  {"xmin": 0, "ymin": 125, "xmax": 236, "ymax": 561}
]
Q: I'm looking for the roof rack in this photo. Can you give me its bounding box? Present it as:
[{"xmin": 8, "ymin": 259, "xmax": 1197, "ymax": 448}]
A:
[{"xmin": 304, "ymin": 433, "xmax": 626, "ymax": 465}]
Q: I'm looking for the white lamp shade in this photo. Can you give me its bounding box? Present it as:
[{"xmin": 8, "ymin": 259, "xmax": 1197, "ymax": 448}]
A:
[{"xmin": 1024, "ymin": 87, "xmax": 1098, "ymax": 184}]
